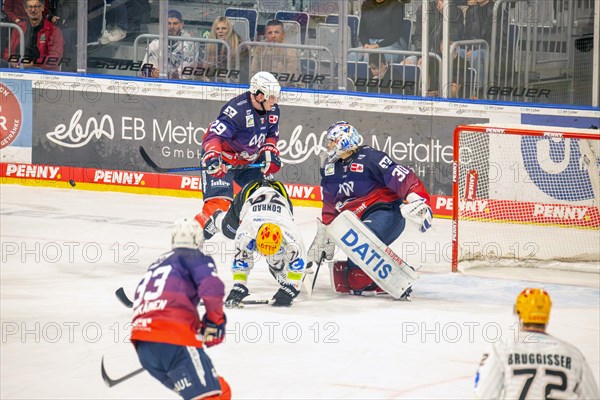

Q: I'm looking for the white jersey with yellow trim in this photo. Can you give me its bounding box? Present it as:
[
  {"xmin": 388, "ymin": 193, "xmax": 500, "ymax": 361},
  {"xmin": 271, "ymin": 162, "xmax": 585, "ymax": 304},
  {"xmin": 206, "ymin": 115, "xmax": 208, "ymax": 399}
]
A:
[{"xmin": 475, "ymin": 330, "xmax": 599, "ymax": 399}]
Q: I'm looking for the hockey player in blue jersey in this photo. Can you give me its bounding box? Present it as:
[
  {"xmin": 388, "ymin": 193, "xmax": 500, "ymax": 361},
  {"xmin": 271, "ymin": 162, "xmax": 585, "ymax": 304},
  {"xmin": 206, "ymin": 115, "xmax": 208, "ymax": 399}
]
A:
[
  {"xmin": 195, "ymin": 71, "xmax": 283, "ymax": 229},
  {"xmin": 307, "ymin": 121, "xmax": 433, "ymax": 298}
]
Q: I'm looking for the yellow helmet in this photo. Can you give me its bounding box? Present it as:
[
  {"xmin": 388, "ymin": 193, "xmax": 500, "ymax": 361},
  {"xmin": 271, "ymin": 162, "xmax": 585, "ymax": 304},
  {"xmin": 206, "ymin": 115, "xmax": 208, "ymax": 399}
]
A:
[
  {"xmin": 515, "ymin": 288, "xmax": 552, "ymax": 325},
  {"xmin": 256, "ymin": 223, "xmax": 283, "ymax": 256}
]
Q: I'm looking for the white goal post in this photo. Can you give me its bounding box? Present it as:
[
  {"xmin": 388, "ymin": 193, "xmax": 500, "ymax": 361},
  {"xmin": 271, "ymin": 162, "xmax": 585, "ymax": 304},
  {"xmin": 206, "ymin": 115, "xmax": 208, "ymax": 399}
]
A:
[{"xmin": 452, "ymin": 124, "xmax": 600, "ymax": 273}]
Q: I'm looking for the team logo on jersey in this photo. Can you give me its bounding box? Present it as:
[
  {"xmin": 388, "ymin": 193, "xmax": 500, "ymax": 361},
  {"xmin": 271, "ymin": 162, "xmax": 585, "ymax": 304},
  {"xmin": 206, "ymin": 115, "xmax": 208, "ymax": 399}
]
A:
[
  {"xmin": 338, "ymin": 181, "xmax": 355, "ymax": 196},
  {"xmin": 325, "ymin": 163, "xmax": 335, "ymax": 176},
  {"xmin": 378, "ymin": 156, "xmax": 393, "ymax": 169},
  {"xmin": 246, "ymin": 115, "xmax": 254, "ymax": 127},
  {"xmin": 223, "ymin": 106, "xmax": 238, "ymax": 118},
  {"xmin": 269, "ymin": 115, "xmax": 278, "ymax": 124},
  {"xmin": 350, "ymin": 163, "xmax": 364, "ymax": 172}
]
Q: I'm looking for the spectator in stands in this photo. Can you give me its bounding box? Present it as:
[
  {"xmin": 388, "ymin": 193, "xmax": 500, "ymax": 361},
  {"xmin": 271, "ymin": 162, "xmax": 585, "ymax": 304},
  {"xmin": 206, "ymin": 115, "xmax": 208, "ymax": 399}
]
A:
[
  {"xmin": 2, "ymin": 0, "xmax": 51, "ymax": 25},
  {"xmin": 250, "ymin": 19, "xmax": 300, "ymax": 87},
  {"xmin": 352, "ymin": 0, "xmax": 406, "ymax": 63},
  {"xmin": 406, "ymin": 0, "xmax": 464, "ymax": 96},
  {"xmin": 98, "ymin": 0, "xmax": 127, "ymax": 44},
  {"xmin": 203, "ymin": 16, "xmax": 248, "ymax": 82},
  {"xmin": 139, "ymin": 9, "xmax": 197, "ymax": 80},
  {"xmin": 357, "ymin": 52, "xmax": 408, "ymax": 95},
  {"xmin": 459, "ymin": 0, "xmax": 509, "ymax": 90},
  {"xmin": 2, "ymin": 0, "xmax": 63, "ymax": 71},
  {"xmin": 52, "ymin": 0, "xmax": 77, "ymax": 72}
]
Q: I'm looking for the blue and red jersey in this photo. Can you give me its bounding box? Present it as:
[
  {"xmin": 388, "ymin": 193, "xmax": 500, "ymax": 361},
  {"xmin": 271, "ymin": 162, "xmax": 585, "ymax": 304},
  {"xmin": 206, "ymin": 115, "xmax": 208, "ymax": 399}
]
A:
[
  {"xmin": 320, "ymin": 146, "xmax": 430, "ymax": 225},
  {"xmin": 131, "ymin": 248, "xmax": 225, "ymax": 347},
  {"xmin": 202, "ymin": 92, "xmax": 280, "ymax": 165}
]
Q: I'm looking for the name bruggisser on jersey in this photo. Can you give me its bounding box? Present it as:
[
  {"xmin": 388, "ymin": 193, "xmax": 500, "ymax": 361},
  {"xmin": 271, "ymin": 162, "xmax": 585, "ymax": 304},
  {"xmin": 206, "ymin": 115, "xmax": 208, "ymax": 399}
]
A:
[{"xmin": 508, "ymin": 353, "xmax": 572, "ymax": 369}]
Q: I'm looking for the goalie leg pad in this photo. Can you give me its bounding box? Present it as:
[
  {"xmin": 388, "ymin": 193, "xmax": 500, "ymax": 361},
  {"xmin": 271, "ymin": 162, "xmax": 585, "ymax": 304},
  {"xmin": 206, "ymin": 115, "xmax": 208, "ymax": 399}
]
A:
[{"xmin": 326, "ymin": 210, "xmax": 418, "ymax": 299}]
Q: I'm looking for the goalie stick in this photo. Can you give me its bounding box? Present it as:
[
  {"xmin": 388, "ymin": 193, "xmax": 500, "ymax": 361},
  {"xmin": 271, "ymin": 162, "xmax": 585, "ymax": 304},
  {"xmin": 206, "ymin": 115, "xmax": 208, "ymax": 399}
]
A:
[
  {"xmin": 101, "ymin": 357, "xmax": 144, "ymax": 387},
  {"xmin": 115, "ymin": 287, "xmax": 269, "ymax": 308},
  {"xmin": 139, "ymin": 146, "xmax": 265, "ymax": 173}
]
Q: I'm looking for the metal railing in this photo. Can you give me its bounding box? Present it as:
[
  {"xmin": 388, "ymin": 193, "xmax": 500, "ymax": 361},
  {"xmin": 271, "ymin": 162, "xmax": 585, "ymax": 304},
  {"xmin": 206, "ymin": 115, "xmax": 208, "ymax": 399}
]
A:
[{"xmin": 0, "ymin": 22, "xmax": 25, "ymax": 69}]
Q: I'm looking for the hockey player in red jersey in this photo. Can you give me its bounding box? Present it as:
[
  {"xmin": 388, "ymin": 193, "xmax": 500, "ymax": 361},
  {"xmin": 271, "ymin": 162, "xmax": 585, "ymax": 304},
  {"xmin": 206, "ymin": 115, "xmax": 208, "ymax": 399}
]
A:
[
  {"xmin": 131, "ymin": 218, "xmax": 231, "ymax": 400},
  {"xmin": 474, "ymin": 288, "xmax": 599, "ymax": 399},
  {"xmin": 307, "ymin": 121, "xmax": 433, "ymax": 299},
  {"xmin": 195, "ymin": 71, "xmax": 282, "ymax": 229}
]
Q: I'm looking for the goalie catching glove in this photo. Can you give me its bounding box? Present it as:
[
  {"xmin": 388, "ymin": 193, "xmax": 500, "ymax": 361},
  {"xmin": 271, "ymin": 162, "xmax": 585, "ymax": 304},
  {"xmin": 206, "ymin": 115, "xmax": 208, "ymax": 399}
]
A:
[
  {"xmin": 202, "ymin": 150, "xmax": 228, "ymax": 178},
  {"xmin": 257, "ymin": 144, "xmax": 281, "ymax": 175},
  {"xmin": 307, "ymin": 218, "xmax": 335, "ymax": 269},
  {"xmin": 400, "ymin": 192, "xmax": 433, "ymax": 233},
  {"xmin": 200, "ymin": 314, "xmax": 227, "ymax": 347}
]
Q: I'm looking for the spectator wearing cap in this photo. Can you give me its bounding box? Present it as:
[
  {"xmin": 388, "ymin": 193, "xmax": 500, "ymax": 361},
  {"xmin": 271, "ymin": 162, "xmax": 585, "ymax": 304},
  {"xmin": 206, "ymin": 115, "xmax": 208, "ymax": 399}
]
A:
[{"xmin": 139, "ymin": 9, "xmax": 198, "ymax": 80}]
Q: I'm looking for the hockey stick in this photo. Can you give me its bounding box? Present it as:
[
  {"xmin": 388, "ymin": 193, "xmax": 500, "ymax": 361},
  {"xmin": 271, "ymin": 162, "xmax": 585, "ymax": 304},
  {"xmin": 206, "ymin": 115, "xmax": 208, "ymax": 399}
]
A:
[
  {"xmin": 139, "ymin": 146, "xmax": 264, "ymax": 173},
  {"xmin": 101, "ymin": 356, "xmax": 144, "ymax": 387},
  {"xmin": 115, "ymin": 287, "xmax": 269, "ymax": 308}
]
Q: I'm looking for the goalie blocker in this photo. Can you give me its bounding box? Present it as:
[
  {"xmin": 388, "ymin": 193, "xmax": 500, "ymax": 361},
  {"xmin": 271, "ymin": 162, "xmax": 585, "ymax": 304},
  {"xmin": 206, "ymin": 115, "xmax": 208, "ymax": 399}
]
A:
[{"xmin": 326, "ymin": 210, "xmax": 418, "ymax": 299}]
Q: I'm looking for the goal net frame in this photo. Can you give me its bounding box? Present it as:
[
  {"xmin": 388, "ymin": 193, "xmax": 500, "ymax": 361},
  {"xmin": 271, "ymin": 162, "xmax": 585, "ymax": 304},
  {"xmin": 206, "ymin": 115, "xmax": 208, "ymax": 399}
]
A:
[{"xmin": 452, "ymin": 124, "xmax": 600, "ymax": 273}]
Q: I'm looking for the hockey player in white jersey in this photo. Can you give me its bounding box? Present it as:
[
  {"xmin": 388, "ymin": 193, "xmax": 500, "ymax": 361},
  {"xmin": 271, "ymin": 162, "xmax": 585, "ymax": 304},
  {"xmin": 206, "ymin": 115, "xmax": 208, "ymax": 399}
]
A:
[
  {"xmin": 203, "ymin": 178, "xmax": 307, "ymax": 307},
  {"xmin": 474, "ymin": 288, "xmax": 599, "ymax": 399}
]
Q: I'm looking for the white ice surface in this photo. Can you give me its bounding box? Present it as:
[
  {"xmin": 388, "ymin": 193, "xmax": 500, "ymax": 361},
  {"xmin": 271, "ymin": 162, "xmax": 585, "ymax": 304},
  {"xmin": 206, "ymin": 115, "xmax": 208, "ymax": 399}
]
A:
[{"xmin": 1, "ymin": 185, "xmax": 599, "ymax": 399}]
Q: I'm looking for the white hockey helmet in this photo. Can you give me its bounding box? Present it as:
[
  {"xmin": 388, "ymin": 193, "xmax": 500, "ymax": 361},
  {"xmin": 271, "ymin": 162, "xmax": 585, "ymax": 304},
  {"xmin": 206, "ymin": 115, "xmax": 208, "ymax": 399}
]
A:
[
  {"xmin": 171, "ymin": 218, "xmax": 204, "ymax": 249},
  {"xmin": 325, "ymin": 121, "xmax": 360, "ymax": 161},
  {"xmin": 250, "ymin": 71, "xmax": 281, "ymax": 101}
]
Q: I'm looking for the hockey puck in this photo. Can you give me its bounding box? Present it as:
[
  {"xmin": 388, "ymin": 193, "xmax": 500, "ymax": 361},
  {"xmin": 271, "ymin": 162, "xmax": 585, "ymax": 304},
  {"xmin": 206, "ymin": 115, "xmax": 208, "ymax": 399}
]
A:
[{"xmin": 68, "ymin": 179, "xmax": 76, "ymax": 187}]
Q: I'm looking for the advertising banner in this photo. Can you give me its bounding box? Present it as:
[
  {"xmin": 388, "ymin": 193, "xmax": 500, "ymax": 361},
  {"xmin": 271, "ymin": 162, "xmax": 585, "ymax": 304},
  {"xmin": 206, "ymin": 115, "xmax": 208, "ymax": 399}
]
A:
[
  {"xmin": 0, "ymin": 79, "xmax": 33, "ymax": 149},
  {"xmin": 31, "ymin": 82, "xmax": 486, "ymax": 196}
]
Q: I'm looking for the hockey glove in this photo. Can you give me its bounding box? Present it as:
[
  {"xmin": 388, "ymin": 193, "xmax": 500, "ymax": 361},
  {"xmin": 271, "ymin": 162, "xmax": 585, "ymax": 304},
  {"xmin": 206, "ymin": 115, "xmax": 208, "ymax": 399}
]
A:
[
  {"xmin": 307, "ymin": 218, "xmax": 335, "ymax": 270},
  {"xmin": 224, "ymin": 283, "xmax": 250, "ymax": 308},
  {"xmin": 202, "ymin": 150, "xmax": 228, "ymax": 178},
  {"xmin": 201, "ymin": 314, "xmax": 227, "ymax": 347},
  {"xmin": 400, "ymin": 192, "xmax": 433, "ymax": 233},
  {"xmin": 203, "ymin": 209, "xmax": 224, "ymax": 240},
  {"xmin": 271, "ymin": 284, "xmax": 299, "ymax": 307},
  {"xmin": 258, "ymin": 144, "xmax": 281, "ymax": 175}
]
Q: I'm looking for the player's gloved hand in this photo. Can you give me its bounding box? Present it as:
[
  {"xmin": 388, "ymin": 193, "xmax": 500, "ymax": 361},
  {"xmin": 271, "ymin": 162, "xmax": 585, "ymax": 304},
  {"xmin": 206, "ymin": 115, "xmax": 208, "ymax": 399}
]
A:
[
  {"xmin": 258, "ymin": 144, "xmax": 281, "ymax": 175},
  {"xmin": 400, "ymin": 192, "xmax": 433, "ymax": 233},
  {"xmin": 224, "ymin": 283, "xmax": 249, "ymax": 308},
  {"xmin": 307, "ymin": 218, "xmax": 335, "ymax": 270},
  {"xmin": 202, "ymin": 150, "xmax": 228, "ymax": 178},
  {"xmin": 200, "ymin": 314, "xmax": 227, "ymax": 347},
  {"xmin": 271, "ymin": 284, "xmax": 299, "ymax": 307},
  {"xmin": 203, "ymin": 210, "xmax": 224, "ymax": 240}
]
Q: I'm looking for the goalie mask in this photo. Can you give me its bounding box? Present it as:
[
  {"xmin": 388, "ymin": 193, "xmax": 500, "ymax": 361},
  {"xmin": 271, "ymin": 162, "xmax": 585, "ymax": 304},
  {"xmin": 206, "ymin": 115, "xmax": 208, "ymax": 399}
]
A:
[
  {"xmin": 256, "ymin": 223, "xmax": 283, "ymax": 256},
  {"xmin": 325, "ymin": 121, "xmax": 360, "ymax": 162},
  {"xmin": 171, "ymin": 218, "xmax": 204, "ymax": 249},
  {"xmin": 514, "ymin": 288, "xmax": 552, "ymax": 325}
]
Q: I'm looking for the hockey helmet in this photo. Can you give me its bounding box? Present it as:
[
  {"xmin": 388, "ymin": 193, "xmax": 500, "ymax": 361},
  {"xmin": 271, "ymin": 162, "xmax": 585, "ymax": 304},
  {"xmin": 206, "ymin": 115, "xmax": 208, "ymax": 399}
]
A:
[
  {"xmin": 250, "ymin": 71, "xmax": 281, "ymax": 101},
  {"xmin": 256, "ymin": 222, "xmax": 283, "ymax": 256},
  {"xmin": 514, "ymin": 288, "xmax": 552, "ymax": 325},
  {"xmin": 171, "ymin": 218, "xmax": 204, "ymax": 249},
  {"xmin": 325, "ymin": 121, "xmax": 360, "ymax": 161}
]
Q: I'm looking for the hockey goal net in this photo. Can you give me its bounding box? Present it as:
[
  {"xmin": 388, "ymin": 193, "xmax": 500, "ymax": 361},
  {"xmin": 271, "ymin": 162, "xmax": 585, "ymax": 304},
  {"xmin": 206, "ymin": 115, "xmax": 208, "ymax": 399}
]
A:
[{"xmin": 452, "ymin": 124, "xmax": 600, "ymax": 273}]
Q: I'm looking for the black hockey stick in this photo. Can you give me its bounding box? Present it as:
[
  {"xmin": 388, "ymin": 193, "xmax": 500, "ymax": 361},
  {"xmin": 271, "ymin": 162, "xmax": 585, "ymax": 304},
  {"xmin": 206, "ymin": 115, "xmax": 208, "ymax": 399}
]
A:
[
  {"xmin": 115, "ymin": 287, "xmax": 269, "ymax": 308},
  {"xmin": 139, "ymin": 146, "xmax": 264, "ymax": 173},
  {"xmin": 101, "ymin": 356, "xmax": 144, "ymax": 387},
  {"xmin": 302, "ymin": 253, "xmax": 326, "ymax": 299}
]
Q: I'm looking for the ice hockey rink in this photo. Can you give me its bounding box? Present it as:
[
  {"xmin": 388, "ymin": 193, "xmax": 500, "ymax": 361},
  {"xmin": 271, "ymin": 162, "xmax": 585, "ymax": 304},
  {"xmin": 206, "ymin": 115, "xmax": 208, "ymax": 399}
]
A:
[{"xmin": 1, "ymin": 184, "xmax": 599, "ymax": 399}]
